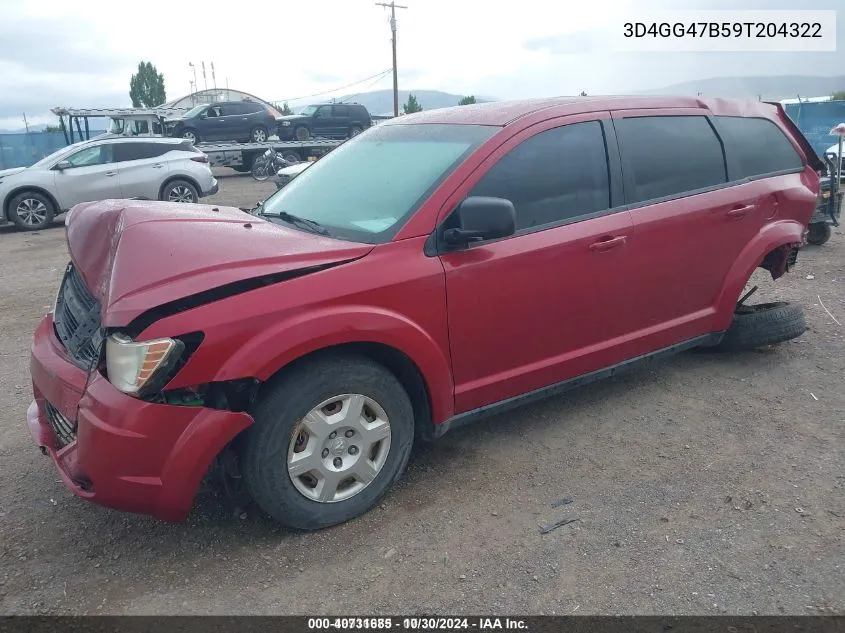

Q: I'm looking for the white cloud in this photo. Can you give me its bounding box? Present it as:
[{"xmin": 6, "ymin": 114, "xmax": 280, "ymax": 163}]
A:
[{"xmin": 0, "ymin": 0, "xmax": 842, "ymax": 130}]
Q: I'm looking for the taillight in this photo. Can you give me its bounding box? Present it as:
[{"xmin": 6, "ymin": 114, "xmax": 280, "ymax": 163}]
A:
[{"xmin": 191, "ymin": 155, "xmax": 209, "ymax": 163}]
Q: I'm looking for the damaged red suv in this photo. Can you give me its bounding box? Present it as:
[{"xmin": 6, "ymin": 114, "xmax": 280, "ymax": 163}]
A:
[{"xmin": 28, "ymin": 96, "xmax": 822, "ymax": 530}]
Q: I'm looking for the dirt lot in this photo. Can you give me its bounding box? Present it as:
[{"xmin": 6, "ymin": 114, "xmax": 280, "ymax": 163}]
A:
[{"xmin": 1, "ymin": 171, "xmax": 843, "ymax": 615}]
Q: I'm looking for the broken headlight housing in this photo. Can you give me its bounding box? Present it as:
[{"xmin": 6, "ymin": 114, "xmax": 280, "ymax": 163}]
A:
[{"xmin": 105, "ymin": 333, "xmax": 185, "ymax": 397}]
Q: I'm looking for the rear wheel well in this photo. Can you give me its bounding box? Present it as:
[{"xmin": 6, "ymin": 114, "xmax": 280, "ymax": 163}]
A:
[
  {"xmin": 3, "ymin": 186, "xmax": 60, "ymax": 220},
  {"xmin": 260, "ymin": 343, "xmax": 434, "ymax": 441},
  {"xmin": 759, "ymin": 242, "xmax": 800, "ymax": 280},
  {"xmin": 158, "ymin": 175, "xmax": 201, "ymax": 200}
]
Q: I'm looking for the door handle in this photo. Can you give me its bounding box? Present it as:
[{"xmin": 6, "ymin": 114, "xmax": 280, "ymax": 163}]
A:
[
  {"xmin": 105, "ymin": 171, "xmax": 117, "ymax": 177},
  {"xmin": 152, "ymin": 163, "xmax": 163, "ymax": 169},
  {"xmin": 727, "ymin": 204, "xmax": 755, "ymax": 218},
  {"xmin": 588, "ymin": 235, "xmax": 627, "ymax": 252}
]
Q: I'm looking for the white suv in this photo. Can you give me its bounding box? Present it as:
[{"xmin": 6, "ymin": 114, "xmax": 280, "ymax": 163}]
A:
[{"xmin": 0, "ymin": 137, "xmax": 218, "ymax": 231}]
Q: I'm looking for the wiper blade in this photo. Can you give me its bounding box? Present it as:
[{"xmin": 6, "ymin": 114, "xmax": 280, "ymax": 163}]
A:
[{"xmin": 271, "ymin": 210, "xmax": 329, "ymax": 235}]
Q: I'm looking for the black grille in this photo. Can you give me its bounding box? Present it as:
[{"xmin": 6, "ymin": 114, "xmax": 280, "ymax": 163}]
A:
[
  {"xmin": 45, "ymin": 402, "xmax": 77, "ymax": 447},
  {"xmin": 53, "ymin": 264, "xmax": 104, "ymax": 368}
]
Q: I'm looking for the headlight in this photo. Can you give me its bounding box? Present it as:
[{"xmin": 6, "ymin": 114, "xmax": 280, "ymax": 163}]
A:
[
  {"xmin": 281, "ymin": 121, "xmax": 291, "ymax": 126},
  {"xmin": 105, "ymin": 333, "xmax": 184, "ymax": 396}
]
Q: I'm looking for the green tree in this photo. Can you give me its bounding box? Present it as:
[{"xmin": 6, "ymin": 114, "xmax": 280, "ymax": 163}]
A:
[
  {"xmin": 832, "ymin": 91, "xmax": 845, "ymax": 101},
  {"xmin": 43, "ymin": 125, "xmax": 62, "ymax": 133},
  {"xmin": 403, "ymin": 93, "xmax": 422, "ymax": 114},
  {"xmin": 281, "ymin": 102, "xmax": 293, "ymax": 115},
  {"xmin": 129, "ymin": 61, "xmax": 166, "ymax": 108},
  {"xmin": 458, "ymin": 95, "xmax": 477, "ymax": 106},
  {"xmin": 579, "ymin": 90, "xmax": 588, "ymax": 96}
]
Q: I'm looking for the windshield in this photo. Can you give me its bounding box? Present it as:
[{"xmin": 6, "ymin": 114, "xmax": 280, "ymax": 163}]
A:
[
  {"xmin": 261, "ymin": 123, "xmax": 497, "ymax": 243},
  {"xmin": 182, "ymin": 105, "xmax": 207, "ymax": 118},
  {"xmin": 299, "ymin": 105, "xmax": 318, "ymax": 116}
]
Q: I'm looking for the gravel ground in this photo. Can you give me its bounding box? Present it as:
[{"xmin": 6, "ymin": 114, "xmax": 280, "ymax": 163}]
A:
[{"xmin": 0, "ymin": 172, "xmax": 843, "ymax": 615}]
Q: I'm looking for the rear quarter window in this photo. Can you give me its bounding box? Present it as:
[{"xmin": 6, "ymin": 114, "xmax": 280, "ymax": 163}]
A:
[
  {"xmin": 715, "ymin": 116, "xmax": 804, "ymax": 179},
  {"xmin": 615, "ymin": 115, "xmax": 727, "ymax": 204}
]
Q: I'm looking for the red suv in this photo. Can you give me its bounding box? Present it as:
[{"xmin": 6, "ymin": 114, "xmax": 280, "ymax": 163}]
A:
[{"xmin": 27, "ymin": 96, "xmax": 822, "ymax": 530}]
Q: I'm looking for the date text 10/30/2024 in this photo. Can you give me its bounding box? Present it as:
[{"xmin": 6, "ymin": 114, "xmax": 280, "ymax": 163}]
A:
[{"xmin": 307, "ymin": 618, "xmax": 528, "ymax": 630}]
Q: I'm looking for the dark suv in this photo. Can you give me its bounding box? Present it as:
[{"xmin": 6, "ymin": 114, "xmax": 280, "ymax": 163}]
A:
[
  {"xmin": 164, "ymin": 100, "xmax": 279, "ymax": 144},
  {"xmin": 277, "ymin": 103, "xmax": 372, "ymax": 141}
]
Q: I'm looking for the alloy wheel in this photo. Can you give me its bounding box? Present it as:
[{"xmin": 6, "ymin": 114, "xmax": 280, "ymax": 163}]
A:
[{"xmin": 16, "ymin": 198, "xmax": 48, "ymax": 226}]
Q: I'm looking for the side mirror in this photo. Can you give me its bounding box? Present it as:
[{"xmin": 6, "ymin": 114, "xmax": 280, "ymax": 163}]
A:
[
  {"xmin": 55, "ymin": 160, "xmax": 71, "ymax": 171},
  {"xmin": 444, "ymin": 196, "xmax": 516, "ymax": 247}
]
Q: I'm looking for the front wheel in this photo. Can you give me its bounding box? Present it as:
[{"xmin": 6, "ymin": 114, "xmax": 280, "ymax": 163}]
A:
[
  {"xmin": 181, "ymin": 129, "xmax": 200, "ymax": 144},
  {"xmin": 8, "ymin": 191, "xmax": 55, "ymax": 231},
  {"xmin": 239, "ymin": 355, "xmax": 414, "ymax": 530},
  {"xmin": 251, "ymin": 156, "xmax": 271, "ymax": 181},
  {"xmin": 807, "ymin": 222, "xmax": 832, "ymax": 246},
  {"xmin": 294, "ymin": 126, "xmax": 310, "ymax": 141}
]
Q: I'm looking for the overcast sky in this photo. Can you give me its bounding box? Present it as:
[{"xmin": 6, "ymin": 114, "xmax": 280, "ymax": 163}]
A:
[{"xmin": 0, "ymin": 0, "xmax": 841, "ymax": 130}]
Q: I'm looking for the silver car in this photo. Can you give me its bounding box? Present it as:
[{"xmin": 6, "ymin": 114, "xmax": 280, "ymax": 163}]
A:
[{"xmin": 0, "ymin": 137, "xmax": 218, "ymax": 231}]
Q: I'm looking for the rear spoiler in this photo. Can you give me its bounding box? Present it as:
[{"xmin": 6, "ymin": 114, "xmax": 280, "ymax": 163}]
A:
[{"xmin": 766, "ymin": 101, "xmax": 825, "ymax": 173}]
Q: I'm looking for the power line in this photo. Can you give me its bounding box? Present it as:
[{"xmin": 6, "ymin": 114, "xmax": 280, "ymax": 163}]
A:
[
  {"xmin": 271, "ymin": 69, "xmax": 392, "ymax": 105},
  {"xmin": 340, "ymin": 70, "xmax": 393, "ymax": 104}
]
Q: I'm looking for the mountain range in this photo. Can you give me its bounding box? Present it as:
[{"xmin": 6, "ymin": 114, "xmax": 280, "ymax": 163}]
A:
[{"xmin": 333, "ymin": 89, "xmax": 492, "ymax": 114}]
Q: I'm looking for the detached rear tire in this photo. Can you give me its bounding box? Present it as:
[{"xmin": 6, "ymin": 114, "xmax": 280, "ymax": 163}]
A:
[
  {"xmin": 716, "ymin": 302, "xmax": 806, "ymax": 351},
  {"xmin": 240, "ymin": 354, "xmax": 414, "ymax": 530}
]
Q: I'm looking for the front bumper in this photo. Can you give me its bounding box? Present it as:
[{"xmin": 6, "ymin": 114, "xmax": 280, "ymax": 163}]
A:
[{"xmin": 28, "ymin": 314, "xmax": 253, "ymax": 521}]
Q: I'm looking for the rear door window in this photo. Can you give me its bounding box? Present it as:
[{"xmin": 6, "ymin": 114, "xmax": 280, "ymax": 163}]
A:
[
  {"xmin": 614, "ymin": 115, "xmax": 727, "ymax": 204},
  {"xmin": 114, "ymin": 143, "xmax": 170, "ymax": 162},
  {"xmin": 469, "ymin": 121, "xmax": 612, "ymax": 231},
  {"xmin": 332, "ymin": 105, "xmax": 349, "ymax": 117},
  {"xmin": 715, "ymin": 116, "xmax": 804, "ymax": 179}
]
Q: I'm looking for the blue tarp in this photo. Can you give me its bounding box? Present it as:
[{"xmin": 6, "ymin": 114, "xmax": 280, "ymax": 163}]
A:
[
  {"xmin": 784, "ymin": 100, "xmax": 845, "ymax": 159},
  {"xmin": 0, "ymin": 131, "xmax": 105, "ymax": 170}
]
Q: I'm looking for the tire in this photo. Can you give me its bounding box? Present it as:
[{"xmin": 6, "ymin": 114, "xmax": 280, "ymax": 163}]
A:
[
  {"xmin": 250, "ymin": 126, "xmax": 268, "ymax": 143},
  {"xmin": 807, "ymin": 222, "xmax": 832, "ymax": 246},
  {"xmin": 160, "ymin": 179, "xmax": 199, "ymax": 204},
  {"xmin": 282, "ymin": 151, "xmax": 301, "ymax": 164},
  {"xmin": 294, "ymin": 126, "xmax": 310, "ymax": 141},
  {"xmin": 239, "ymin": 354, "xmax": 415, "ymax": 530},
  {"xmin": 349, "ymin": 125, "xmax": 363, "ymax": 137},
  {"xmin": 8, "ymin": 191, "xmax": 55, "ymax": 231},
  {"xmin": 182, "ymin": 129, "xmax": 200, "ymax": 144},
  {"xmin": 715, "ymin": 302, "xmax": 806, "ymax": 352},
  {"xmin": 251, "ymin": 157, "xmax": 271, "ymax": 181}
]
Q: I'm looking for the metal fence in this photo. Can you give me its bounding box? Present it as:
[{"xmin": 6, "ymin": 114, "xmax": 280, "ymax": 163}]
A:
[
  {"xmin": 784, "ymin": 100, "xmax": 845, "ymax": 159},
  {"xmin": 0, "ymin": 131, "xmax": 103, "ymax": 170}
]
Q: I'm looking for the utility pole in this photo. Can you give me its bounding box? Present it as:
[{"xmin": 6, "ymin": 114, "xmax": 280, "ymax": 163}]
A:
[
  {"xmin": 189, "ymin": 62, "xmax": 198, "ymax": 96},
  {"xmin": 375, "ymin": 1, "xmax": 407, "ymax": 117},
  {"xmin": 202, "ymin": 62, "xmax": 208, "ymax": 91},
  {"xmin": 23, "ymin": 113, "xmax": 30, "ymax": 133},
  {"xmin": 211, "ymin": 62, "xmax": 217, "ymax": 90}
]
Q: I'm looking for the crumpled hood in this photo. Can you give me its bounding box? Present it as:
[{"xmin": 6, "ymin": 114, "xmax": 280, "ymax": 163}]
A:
[{"xmin": 66, "ymin": 200, "xmax": 374, "ymax": 327}]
